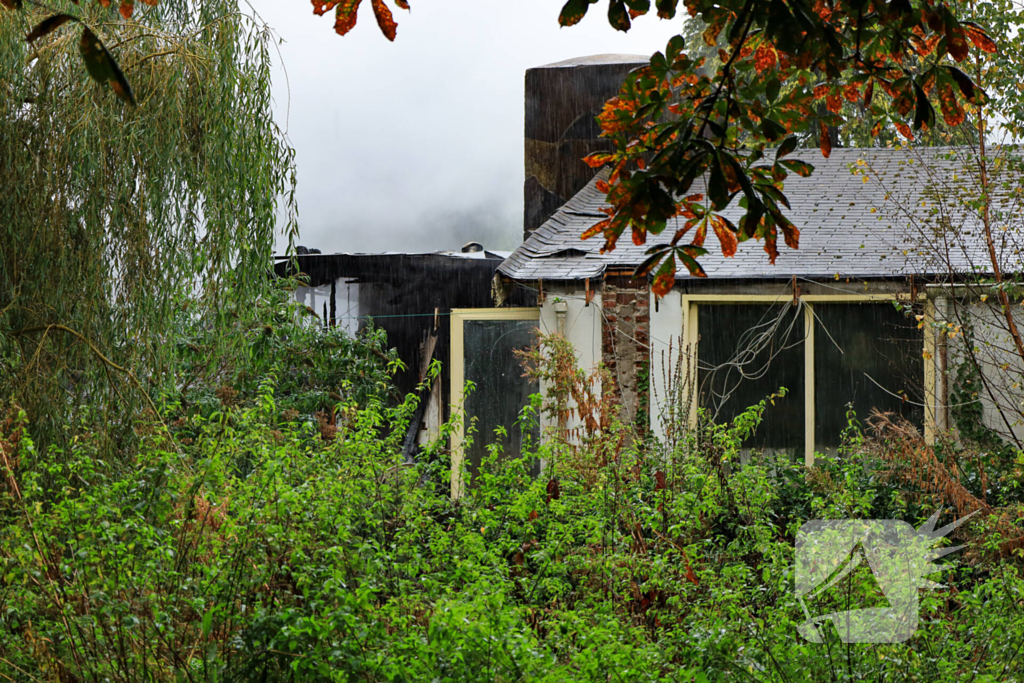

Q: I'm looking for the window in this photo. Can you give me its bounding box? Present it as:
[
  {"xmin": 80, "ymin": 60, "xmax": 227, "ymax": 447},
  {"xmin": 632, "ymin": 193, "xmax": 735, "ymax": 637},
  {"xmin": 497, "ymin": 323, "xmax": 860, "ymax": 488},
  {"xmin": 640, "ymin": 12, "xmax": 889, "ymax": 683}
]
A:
[
  {"xmin": 697, "ymin": 303, "xmax": 805, "ymax": 457},
  {"xmin": 813, "ymin": 303, "xmax": 923, "ymax": 452},
  {"xmin": 691, "ymin": 298, "xmax": 925, "ymax": 462},
  {"xmin": 450, "ymin": 309, "xmax": 540, "ymax": 497}
]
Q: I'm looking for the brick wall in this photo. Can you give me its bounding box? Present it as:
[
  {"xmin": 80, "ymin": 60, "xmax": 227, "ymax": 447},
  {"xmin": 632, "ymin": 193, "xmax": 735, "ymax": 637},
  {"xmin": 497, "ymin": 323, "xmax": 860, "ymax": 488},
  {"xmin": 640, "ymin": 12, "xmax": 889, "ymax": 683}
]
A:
[{"xmin": 601, "ymin": 273, "xmax": 650, "ymax": 429}]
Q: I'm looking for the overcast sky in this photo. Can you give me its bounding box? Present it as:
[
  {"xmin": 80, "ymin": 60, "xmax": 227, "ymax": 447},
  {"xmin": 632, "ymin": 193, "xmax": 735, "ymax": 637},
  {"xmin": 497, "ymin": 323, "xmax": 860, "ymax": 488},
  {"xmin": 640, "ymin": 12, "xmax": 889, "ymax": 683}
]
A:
[{"xmin": 246, "ymin": 1, "xmax": 684, "ymax": 255}]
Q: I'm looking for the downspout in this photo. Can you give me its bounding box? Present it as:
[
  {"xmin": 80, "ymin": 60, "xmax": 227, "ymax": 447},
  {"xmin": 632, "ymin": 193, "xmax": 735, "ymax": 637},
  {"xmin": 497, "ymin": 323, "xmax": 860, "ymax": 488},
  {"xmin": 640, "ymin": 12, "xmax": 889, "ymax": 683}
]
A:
[{"xmin": 553, "ymin": 299, "xmax": 568, "ymax": 439}]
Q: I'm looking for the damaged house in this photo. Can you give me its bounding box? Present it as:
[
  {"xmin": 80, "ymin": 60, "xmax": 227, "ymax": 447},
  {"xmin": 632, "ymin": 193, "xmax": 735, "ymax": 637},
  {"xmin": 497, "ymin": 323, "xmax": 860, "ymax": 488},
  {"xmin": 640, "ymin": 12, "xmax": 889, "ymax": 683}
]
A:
[
  {"xmin": 487, "ymin": 57, "xmax": 1024, "ymax": 487},
  {"xmin": 499, "ymin": 147, "xmax": 976, "ymax": 467},
  {"xmin": 273, "ymin": 246, "xmax": 534, "ymax": 462},
  {"xmin": 285, "ymin": 54, "xmax": 1024, "ymax": 496}
]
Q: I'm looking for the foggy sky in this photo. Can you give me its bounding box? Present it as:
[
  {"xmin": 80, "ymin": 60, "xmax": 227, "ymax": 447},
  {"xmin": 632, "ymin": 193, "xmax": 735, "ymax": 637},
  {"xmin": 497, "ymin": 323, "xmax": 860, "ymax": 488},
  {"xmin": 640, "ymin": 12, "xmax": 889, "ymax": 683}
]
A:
[{"xmin": 247, "ymin": 0, "xmax": 684, "ymax": 255}]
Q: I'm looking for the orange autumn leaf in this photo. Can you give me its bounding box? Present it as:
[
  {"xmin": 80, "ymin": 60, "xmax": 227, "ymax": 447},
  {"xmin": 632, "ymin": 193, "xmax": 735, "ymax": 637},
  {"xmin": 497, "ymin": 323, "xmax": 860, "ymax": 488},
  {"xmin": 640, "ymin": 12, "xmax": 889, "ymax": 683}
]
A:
[
  {"xmin": 333, "ymin": 0, "xmax": 362, "ymax": 35},
  {"xmin": 754, "ymin": 43, "xmax": 777, "ymax": 72},
  {"xmin": 685, "ymin": 558, "xmax": 699, "ymax": 585},
  {"xmin": 894, "ymin": 120, "xmax": 915, "ymax": 140},
  {"xmin": 946, "ymin": 24, "xmax": 969, "ymax": 62},
  {"xmin": 922, "ymin": 72, "xmax": 936, "ymax": 95},
  {"xmin": 312, "ymin": 0, "xmax": 340, "ymax": 16},
  {"xmin": 843, "ymin": 83, "xmax": 860, "ymax": 103},
  {"xmin": 371, "ymin": 0, "xmax": 397, "ymax": 41},
  {"xmin": 711, "ymin": 215, "xmax": 737, "ymax": 257},
  {"xmin": 914, "ymin": 33, "xmax": 942, "ymax": 57},
  {"xmin": 962, "ymin": 22, "xmax": 997, "ymax": 53},
  {"xmin": 652, "ymin": 271, "xmax": 676, "ymax": 295},
  {"xmin": 632, "ymin": 225, "xmax": 648, "ymax": 245},
  {"xmin": 692, "ymin": 218, "xmax": 708, "ymax": 247},
  {"xmin": 819, "ymin": 122, "xmax": 831, "ymax": 158},
  {"xmin": 764, "ymin": 234, "xmax": 780, "ymax": 263},
  {"xmin": 581, "ymin": 218, "xmax": 611, "ymax": 240},
  {"xmin": 780, "ymin": 221, "xmax": 800, "ymax": 249},
  {"xmin": 119, "ymin": 0, "xmax": 134, "ymax": 18},
  {"xmin": 703, "ymin": 21, "xmax": 723, "ymax": 46},
  {"xmin": 826, "ymin": 92, "xmax": 843, "ymax": 113},
  {"xmin": 583, "ymin": 153, "xmax": 613, "ymax": 169},
  {"xmin": 939, "ymin": 83, "xmax": 965, "ymax": 126}
]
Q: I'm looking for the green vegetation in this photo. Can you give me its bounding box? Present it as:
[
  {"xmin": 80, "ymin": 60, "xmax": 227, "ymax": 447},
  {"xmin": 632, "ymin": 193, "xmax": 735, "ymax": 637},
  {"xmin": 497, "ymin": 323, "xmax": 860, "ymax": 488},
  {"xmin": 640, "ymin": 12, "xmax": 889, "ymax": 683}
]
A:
[
  {"xmin": 2, "ymin": 313, "xmax": 1022, "ymax": 681},
  {"xmin": 2, "ymin": 1, "xmax": 1023, "ymax": 680}
]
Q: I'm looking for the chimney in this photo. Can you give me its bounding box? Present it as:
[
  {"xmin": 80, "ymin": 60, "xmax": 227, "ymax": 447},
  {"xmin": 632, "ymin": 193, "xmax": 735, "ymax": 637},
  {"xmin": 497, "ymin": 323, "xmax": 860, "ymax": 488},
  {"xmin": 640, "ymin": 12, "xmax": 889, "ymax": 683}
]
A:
[{"xmin": 524, "ymin": 54, "xmax": 648, "ymax": 240}]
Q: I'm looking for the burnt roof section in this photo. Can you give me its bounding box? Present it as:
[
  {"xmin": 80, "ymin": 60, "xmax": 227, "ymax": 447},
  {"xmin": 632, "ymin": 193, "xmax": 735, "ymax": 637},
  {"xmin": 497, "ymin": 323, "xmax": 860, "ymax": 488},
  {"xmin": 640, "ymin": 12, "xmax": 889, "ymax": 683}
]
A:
[
  {"xmin": 274, "ymin": 250, "xmax": 510, "ymax": 288},
  {"xmin": 500, "ymin": 146, "xmax": 1022, "ymax": 281}
]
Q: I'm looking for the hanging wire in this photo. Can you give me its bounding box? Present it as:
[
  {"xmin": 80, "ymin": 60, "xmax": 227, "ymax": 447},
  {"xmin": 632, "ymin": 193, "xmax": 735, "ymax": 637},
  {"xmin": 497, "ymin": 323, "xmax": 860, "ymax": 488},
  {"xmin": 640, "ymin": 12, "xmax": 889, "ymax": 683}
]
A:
[{"xmin": 698, "ymin": 299, "xmax": 807, "ymax": 421}]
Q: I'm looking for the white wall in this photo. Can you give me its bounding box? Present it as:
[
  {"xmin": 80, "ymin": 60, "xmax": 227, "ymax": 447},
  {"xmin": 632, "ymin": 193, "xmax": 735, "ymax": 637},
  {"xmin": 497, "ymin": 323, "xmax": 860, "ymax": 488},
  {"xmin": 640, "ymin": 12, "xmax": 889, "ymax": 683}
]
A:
[
  {"xmin": 537, "ymin": 285, "xmax": 603, "ymax": 441},
  {"xmin": 939, "ymin": 295, "xmax": 1024, "ymax": 445},
  {"xmin": 293, "ymin": 278, "xmax": 360, "ymax": 336},
  {"xmin": 648, "ymin": 287, "xmax": 687, "ymax": 443}
]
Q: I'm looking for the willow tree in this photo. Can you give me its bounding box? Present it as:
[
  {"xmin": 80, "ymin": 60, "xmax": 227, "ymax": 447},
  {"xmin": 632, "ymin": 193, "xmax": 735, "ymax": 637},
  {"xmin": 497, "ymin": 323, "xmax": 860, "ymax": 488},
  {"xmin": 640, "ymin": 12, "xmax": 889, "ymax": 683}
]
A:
[{"xmin": 0, "ymin": 1, "xmax": 295, "ymax": 454}]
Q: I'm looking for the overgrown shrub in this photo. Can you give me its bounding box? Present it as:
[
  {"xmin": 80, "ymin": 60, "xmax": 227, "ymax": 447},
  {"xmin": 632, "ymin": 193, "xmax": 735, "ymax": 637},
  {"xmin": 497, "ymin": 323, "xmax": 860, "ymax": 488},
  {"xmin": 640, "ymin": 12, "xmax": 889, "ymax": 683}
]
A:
[{"xmin": 1, "ymin": 329, "xmax": 1023, "ymax": 682}]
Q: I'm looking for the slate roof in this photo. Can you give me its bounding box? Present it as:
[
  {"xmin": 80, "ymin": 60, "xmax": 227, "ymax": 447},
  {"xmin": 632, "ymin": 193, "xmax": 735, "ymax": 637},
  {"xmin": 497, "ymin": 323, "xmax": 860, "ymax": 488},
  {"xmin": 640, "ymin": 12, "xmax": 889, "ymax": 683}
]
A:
[{"xmin": 499, "ymin": 146, "xmax": 1022, "ymax": 281}]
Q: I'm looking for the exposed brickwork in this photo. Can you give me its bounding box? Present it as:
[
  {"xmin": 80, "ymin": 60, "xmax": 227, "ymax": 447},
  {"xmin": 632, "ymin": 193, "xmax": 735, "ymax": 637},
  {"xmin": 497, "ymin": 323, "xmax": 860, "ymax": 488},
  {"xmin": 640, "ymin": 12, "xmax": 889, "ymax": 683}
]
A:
[{"xmin": 601, "ymin": 273, "xmax": 650, "ymax": 428}]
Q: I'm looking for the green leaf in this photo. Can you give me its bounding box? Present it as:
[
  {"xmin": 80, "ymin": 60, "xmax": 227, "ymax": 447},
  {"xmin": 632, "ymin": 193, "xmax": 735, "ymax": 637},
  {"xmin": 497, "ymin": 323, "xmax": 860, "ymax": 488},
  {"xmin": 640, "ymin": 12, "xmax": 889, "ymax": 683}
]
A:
[
  {"xmin": 776, "ymin": 136, "xmax": 798, "ymax": 160},
  {"xmin": 655, "ymin": 0, "xmax": 677, "ymax": 19},
  {"xmin": 912, "ymin": 80, "xmax": 935, "ymax": 130},
  {"xmin": 779, "ymin": 158, "xmax": 814, "ymax": 177},
  {"xmin": 26, "ymin": 13, "xmax": 76, "ymax": 42},
  {"xmin": 608, "ymin": 0, "xmax": 631, "ymax": 31},
  {"xmin": 945, "ymin": 65, "xmax": 986, "ymax": 104},
  {"xmin": 708, "ymin": 156, "xmax": 729, "ymax": 211},
  {"xmin": 79, "ymin": 27, "xmax": 135, "ymax": 106},
  {"xmin": 635, "ymin": 246, "xmax": 669, "ymax": 277},
  {"xmin": 666, "ymin": 34, "xmax": 686, "ymax": 62},
  {"xmin": 202, "ymin": 609, "xmax": 213, "ymax": 637},
  {"xmin": 760, "ymin": 117, "xmax": 786, "ymax": 142},
  {"xmin": 765, "ymin": 77, "xmax": 781, "ymax": 103},
  {"xmin": 558, "ymin": 0, "xmax": 597, "ymax": 27}
]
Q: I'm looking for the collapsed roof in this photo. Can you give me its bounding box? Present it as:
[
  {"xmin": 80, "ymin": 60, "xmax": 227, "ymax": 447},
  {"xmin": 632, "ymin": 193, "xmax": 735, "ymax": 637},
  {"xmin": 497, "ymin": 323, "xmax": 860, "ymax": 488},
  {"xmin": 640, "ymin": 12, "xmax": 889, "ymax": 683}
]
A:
[{"xmin": 500, "ymin": 146, "xmax": 1023, "ymax": 282}]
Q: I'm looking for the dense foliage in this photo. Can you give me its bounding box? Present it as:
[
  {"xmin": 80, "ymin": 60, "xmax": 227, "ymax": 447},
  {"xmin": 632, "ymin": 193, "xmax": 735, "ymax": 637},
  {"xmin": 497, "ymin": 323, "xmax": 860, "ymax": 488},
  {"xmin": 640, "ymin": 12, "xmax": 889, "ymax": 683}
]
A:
[
  {"xmin": 2, "ymin": 322, "xmax": 1022, "ymax": 681},
  {"xmin": 0, "ymin": 0, "xmax": 296, "ymax": 458}
]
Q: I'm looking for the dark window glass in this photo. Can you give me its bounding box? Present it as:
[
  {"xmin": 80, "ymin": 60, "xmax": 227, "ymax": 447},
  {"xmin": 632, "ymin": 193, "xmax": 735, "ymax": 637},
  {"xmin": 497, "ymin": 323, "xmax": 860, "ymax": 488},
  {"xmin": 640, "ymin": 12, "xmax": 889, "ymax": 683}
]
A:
[
  {"xmin": 697, "ymin": 303, "xmax": 805, "ymax": 455},
  {"xmin": 463, "ymin": 319, "xmax": 540, "ymax": 483},
  {"xmin": 814, "ymin": 303, "xmax": 924, "ymax": 450}
]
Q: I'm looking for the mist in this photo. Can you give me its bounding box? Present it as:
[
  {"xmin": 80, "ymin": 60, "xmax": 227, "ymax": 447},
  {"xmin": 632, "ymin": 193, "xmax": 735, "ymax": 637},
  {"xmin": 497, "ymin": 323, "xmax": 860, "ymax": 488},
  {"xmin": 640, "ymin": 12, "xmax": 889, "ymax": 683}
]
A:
[{"xmin": 246, "ymin": 0, "xmax": 684, "ymax": 255}]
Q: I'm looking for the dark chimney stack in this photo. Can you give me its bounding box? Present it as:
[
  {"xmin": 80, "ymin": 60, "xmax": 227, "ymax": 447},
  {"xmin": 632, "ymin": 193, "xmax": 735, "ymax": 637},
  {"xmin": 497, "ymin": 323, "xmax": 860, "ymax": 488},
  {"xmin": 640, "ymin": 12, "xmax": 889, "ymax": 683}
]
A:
[{"xmin": 523, "ymin": 54, "xmax": 648, "ymax": 240}]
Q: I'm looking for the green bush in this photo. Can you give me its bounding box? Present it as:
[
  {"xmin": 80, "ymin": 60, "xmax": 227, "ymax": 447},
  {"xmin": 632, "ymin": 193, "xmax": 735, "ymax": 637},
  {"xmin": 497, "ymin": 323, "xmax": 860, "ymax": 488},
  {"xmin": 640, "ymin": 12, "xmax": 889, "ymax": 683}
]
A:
[{"xmin": 1, "ymin": 325, "xmax": 1023, "ymax": 682}]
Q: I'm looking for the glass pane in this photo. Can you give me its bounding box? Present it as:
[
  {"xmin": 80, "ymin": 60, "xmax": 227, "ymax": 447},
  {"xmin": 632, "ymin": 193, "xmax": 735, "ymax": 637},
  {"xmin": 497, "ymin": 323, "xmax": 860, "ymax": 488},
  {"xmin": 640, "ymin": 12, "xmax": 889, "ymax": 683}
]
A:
[
  {"xmin": 697, "ymin": 303, "xmax": 805, "ymax": 456},
  {"xmin": 463, "ymin": 318, "xmax": 540, "ymax": 483},
  {"xmin": 814, "ymin": 303, "xmax": 924, "ymax": 451}
]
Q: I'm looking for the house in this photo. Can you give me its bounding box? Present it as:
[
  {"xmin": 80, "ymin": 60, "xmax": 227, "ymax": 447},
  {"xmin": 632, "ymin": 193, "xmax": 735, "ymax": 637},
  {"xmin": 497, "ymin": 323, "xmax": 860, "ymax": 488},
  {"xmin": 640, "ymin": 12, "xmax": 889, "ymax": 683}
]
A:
[
  {"xmin": 497, "ymin": 147, "xmax": 987, "ymax": 467},
  {"xmin": 460, "ymin": 56, "xmax": 1024, "ymax": 492},
  {"xmin": 274, "ymin": 246, "xmax": 535, "ymax": 461},
  {"xmin": 282, "ymin": 55, "xmax": 1024, "ymax": 496}
]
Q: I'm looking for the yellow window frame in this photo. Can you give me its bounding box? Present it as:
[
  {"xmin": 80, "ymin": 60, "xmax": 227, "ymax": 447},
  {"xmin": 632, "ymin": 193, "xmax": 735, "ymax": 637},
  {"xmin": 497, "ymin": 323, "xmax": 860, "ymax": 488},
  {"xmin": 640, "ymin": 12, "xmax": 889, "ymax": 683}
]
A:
[
  {"xmin": 681, "ymin": 293, "xmax": 935, "ymax": 466},
  {"xmin": 449, "ymin": 307, "xmax": 541, "ymax": 499}
]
